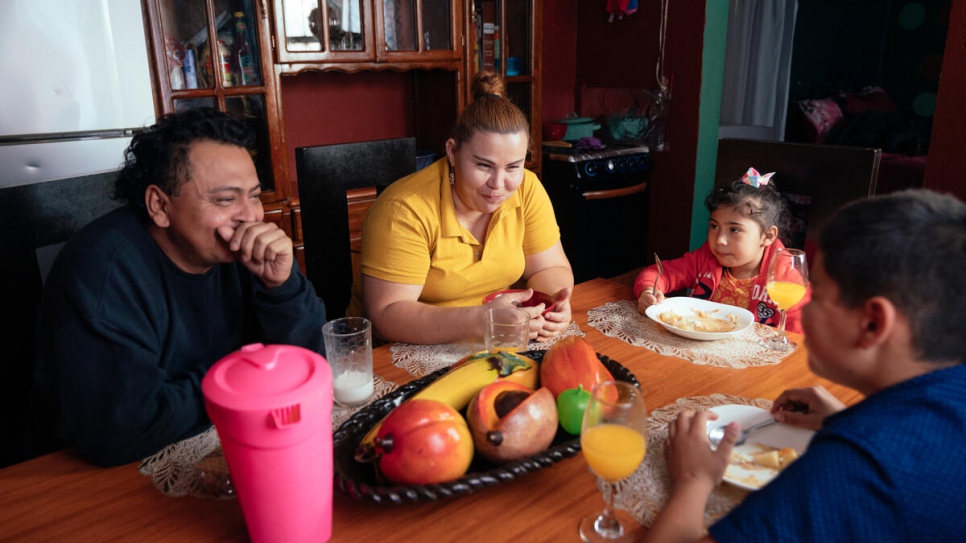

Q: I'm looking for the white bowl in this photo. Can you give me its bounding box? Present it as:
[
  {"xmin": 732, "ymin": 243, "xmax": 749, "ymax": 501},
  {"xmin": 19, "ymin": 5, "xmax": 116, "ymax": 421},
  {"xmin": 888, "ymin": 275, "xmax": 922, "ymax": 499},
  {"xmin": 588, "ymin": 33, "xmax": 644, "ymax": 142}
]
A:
[{"xmin": 644, "ymin": 297, "xmax": 754, "ymax": 341}]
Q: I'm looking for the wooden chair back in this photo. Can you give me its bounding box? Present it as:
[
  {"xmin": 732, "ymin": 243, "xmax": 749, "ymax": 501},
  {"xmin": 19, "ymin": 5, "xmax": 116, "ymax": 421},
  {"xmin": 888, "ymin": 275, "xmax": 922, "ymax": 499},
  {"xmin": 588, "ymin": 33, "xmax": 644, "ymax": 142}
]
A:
[{"xmin": 296, "ymin": 138, "xmax": 417, "ymax": 319}]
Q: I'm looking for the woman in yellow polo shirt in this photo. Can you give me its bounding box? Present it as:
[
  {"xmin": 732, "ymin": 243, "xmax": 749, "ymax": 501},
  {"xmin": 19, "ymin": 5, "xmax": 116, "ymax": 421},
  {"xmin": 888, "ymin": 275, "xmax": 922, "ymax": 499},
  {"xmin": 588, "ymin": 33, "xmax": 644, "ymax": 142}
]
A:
[{"xmin": 347, "ymin": 71, "xmax": 574, "ymax": 344}]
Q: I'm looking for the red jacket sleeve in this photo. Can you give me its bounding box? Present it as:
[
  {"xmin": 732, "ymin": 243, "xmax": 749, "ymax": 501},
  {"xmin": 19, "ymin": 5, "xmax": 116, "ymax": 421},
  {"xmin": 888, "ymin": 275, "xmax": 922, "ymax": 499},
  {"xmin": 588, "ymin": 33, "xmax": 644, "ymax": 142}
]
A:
[{"xmin": 633, "ymin": 246, "xmax": 715, "ymax": 300}]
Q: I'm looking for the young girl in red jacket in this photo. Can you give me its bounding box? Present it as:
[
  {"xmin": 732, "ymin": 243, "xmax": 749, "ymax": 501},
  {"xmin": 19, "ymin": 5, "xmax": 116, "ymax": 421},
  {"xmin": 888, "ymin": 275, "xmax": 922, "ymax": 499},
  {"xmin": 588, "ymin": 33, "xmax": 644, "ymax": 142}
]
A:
[{"xmin": 634, "ymin": 169, "xmax": 809, "ymax": 334}]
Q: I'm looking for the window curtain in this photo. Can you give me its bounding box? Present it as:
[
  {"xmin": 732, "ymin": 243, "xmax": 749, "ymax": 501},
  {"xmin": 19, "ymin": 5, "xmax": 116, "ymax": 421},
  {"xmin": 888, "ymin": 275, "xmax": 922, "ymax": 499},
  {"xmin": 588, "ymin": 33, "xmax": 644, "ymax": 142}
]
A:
[{"xmin": 719, "ymin": 0, "xmax": 798, "ymax": 141}]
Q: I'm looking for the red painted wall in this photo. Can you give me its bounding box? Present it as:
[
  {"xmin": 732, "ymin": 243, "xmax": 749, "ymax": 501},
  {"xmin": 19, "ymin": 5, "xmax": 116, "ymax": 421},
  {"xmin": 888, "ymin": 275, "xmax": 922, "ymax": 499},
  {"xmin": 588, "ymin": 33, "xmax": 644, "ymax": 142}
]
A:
[
  {"xmin": 574, "ymin": 2, "xmax": 663, "ymax": 89},
  {"xmin": 279, "ymin": 71, "xmax": 415, "ymax": 185},
  {"xmin": 926, "ymin": 0, "xmax": 966, "ymax": 201},
  {"xmin": 540, "ymin": 0, "xmax": 578, "ymax": 122}
]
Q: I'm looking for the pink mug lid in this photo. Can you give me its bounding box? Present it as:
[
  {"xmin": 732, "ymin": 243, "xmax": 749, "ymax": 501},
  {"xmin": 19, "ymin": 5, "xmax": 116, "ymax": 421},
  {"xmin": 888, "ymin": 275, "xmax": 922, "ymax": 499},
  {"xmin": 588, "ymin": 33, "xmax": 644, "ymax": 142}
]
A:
[{"xmin": 203, "ymin": 343, "xmax": 332, "ymax": 412}]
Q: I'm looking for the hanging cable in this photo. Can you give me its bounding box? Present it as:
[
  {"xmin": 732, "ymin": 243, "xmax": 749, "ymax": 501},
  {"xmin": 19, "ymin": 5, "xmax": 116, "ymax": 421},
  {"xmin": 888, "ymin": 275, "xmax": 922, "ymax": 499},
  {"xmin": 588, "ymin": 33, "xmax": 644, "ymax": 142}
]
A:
[{"xmin": 655, "ymin": 0, "xmax": 670, "ymax": 98}]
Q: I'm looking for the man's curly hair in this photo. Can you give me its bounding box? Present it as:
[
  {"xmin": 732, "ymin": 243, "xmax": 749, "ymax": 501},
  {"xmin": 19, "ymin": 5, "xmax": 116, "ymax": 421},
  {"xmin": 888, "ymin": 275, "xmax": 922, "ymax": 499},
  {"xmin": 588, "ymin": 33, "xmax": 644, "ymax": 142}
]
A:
[{"xmin": 113, "ymin": 108, "xmax": 254, "ymax": 217}]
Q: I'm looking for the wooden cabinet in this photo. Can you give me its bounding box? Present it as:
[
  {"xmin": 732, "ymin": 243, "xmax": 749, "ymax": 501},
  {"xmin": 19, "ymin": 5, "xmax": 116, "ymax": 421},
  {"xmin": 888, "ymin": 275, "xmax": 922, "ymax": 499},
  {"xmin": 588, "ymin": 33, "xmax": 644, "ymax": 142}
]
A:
[
  {"xmin": 141, "ymin": 0, "xmax": 541, "ymax": 276},
  {"xmin": 271, "ymin": 0, "xmax": 462, "ymax": 71},
  {"xmin": 465, "ymin": 0, "xmax": 543, "ymax": 177},
  {"xmin": 142, "ymin": 0, "xmax": 291, "ymax": 202}
]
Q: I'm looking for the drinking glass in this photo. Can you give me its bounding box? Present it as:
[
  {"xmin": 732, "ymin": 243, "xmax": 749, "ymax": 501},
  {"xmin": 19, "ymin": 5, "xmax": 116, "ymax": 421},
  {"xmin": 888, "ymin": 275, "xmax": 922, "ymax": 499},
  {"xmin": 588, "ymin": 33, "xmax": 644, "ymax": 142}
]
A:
[
  {"xmin": 323, "ymin": 317, "xmax": 374, "ymax": 407},
  {"xmin": 579, "ymin": 381, "xmax": 647, "ymax": 542},
  {"xmin": 764, "ymin": 248, "xmax": 808, "ymax": 352},
  {"xmin": 483, "ymin": 307, "xmax": 530, "ymax": 353}
]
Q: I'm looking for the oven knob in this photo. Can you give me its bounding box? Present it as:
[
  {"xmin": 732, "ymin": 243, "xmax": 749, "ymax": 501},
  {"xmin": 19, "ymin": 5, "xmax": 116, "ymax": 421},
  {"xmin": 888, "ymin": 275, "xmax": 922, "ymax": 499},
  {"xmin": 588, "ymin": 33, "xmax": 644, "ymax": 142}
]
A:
[
  {"xmin": 583, "ymin": 160, "xmax": 598, "ymax": 177},
  {"xmin": 627, "ymin": 156, "xmax": 638, "ymax": 171},
  {"xmin": 606, "ymin": 159, "xmax": 617, "ymax": 175},
  {"xmin": 616, "ymin": 158, "xmax": 627, "ymax": 172},
  {"xmin": 638, "ymin": 154, "xmax": 651, "ymax": 171}
]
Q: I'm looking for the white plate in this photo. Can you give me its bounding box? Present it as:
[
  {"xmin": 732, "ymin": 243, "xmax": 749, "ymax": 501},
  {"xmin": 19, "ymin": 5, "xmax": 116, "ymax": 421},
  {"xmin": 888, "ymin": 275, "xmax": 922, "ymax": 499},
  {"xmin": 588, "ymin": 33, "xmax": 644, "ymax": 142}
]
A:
[
  {"xmin": 644, "ymin": 298, "xmax": 754, "ymax": 341},
  {"xmin": 707, "ymin": 404, "xmax": 815, "ymax": 491}
]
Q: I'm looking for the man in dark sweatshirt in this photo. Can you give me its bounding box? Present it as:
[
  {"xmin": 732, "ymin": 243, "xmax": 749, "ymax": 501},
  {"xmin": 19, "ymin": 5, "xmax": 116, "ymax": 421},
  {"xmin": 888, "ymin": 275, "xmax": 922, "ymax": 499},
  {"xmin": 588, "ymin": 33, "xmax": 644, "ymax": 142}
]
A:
[{"xmin": 35, "ymin": 108, "xmax": 327, "ymax": 466}]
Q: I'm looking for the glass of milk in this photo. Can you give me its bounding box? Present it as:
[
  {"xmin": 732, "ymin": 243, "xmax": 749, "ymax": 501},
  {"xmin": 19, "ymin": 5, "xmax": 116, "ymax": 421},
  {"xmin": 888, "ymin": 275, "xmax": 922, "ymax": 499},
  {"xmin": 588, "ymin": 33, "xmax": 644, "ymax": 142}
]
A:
[{"xmin": 322, "ymin": 317, "xmax": 374, "ymax": 407}]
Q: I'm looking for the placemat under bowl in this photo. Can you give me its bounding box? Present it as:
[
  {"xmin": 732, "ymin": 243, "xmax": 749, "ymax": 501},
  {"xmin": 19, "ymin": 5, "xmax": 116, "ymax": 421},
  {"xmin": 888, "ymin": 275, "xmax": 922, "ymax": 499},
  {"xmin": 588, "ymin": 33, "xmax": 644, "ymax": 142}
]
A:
[
  {"xmin": 611, "ymin": 394, "xmax": 772, "ymax": 528},
  {"xmin": 587, "ymin": 300, "xmax": 787, "ymax": 369}
]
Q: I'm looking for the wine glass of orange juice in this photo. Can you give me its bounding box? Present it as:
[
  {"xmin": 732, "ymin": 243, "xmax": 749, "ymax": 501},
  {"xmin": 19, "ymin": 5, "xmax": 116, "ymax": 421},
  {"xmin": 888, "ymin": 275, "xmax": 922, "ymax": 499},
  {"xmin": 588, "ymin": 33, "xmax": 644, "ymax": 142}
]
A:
[
  {"xmin": 764, "ymin": 248, "xmax": 808, "ymax": 352},
  {"xmin": 579, "ymin": 380, "xmax": 647, "ymax": 542}
]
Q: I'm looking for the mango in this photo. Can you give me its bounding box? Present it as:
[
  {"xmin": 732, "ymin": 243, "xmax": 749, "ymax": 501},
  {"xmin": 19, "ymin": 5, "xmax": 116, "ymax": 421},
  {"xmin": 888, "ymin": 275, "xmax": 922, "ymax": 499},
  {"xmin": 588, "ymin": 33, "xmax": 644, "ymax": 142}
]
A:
[{"xmin": 466, "ymin": 380, "xmax": 558, "ymax": 463}]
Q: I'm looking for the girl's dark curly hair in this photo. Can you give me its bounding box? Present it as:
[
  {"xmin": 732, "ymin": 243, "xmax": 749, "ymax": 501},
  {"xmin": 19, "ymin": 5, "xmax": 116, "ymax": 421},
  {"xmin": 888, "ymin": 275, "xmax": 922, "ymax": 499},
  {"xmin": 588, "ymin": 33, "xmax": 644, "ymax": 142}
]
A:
[
  {"xmin": 705, "ymin": 178, "xmax": 789, "ymax": 240},
  {"xmin": 113, "ymin": 108, "xmax": 254, "ymax": 216}
]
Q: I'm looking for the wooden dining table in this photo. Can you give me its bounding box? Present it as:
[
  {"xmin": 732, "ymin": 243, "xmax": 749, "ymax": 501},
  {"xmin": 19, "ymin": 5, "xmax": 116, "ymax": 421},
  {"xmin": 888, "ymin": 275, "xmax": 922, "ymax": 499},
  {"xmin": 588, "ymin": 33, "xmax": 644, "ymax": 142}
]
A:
[{"xmin": 0, "ymin": 278, "xmax": 862, "ymax": 542}]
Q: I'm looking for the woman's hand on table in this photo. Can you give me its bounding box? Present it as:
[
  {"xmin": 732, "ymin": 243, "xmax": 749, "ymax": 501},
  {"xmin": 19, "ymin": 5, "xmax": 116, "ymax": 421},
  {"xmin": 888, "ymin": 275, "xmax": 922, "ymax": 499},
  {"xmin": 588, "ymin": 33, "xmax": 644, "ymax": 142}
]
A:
[
  {"xmin": 637, "ymin": 289, "xmax": 666, "ymax": 313},
  {"xmin": 770, "ymin": 385, "xmax": 846, "ymax": 431},
  {"xmin": 532, "ymin": 287, "xmax": 573, "ymax": 341}
]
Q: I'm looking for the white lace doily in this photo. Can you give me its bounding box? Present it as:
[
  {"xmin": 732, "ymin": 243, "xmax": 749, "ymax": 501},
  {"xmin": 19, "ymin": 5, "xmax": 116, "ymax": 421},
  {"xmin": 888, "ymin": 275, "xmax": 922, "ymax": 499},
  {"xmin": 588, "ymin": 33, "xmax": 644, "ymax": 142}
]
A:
[
  {"xmin": 587, "ymin": 301, "xmax": 786, "ymax": 368},
  {"xmin": 610, "ymin": 394, "xmax": 771, "ymax": 528},
  {"xmin": 332, "ymin": 375, "xmax": 398, "ymax": 428},
  {"xmin": 390, "ymin": 321, "xmax": 585, "ymax": 377},
  {"xmin": 138, "ymin": 375, "xmax": 397, "ymax": 498},
  {"xmin": 137, "ymin": 425, "xmax": 228, "ymax": 498}
]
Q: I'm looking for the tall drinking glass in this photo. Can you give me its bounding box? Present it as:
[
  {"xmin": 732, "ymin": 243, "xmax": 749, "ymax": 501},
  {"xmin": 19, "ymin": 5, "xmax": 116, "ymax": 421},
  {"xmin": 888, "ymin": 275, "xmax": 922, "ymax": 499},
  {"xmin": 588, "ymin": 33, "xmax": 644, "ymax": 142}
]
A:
[
  {"xmin": 764, "ymin": 248, "xmax": 808, "ymax": 352},
  {"xmin": 579, "ymin": 381, "xmax": 647, "ymax": 542},
  {"xmin": 323, "ymin": 317, "xmax": 374, "ymax": 407}
]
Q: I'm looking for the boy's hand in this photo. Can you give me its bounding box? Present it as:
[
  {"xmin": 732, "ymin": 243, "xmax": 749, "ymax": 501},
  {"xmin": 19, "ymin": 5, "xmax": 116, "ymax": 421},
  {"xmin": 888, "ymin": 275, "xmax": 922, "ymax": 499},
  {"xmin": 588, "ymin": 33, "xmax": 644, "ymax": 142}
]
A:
[
  {"xmin": 665, "ymin": 410, "xmax": 738, "ymax": 492},
  {"xmin": 771, "ymin": 386, "xmax": 846, "ymax": 431}
]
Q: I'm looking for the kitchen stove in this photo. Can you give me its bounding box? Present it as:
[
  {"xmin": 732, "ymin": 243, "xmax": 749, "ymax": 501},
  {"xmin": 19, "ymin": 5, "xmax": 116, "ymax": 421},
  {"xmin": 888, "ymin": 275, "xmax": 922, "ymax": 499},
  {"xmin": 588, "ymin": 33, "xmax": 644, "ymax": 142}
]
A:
[{"xmin": 543, "ymin": 144, "xmax": 651, "ymax": 283}]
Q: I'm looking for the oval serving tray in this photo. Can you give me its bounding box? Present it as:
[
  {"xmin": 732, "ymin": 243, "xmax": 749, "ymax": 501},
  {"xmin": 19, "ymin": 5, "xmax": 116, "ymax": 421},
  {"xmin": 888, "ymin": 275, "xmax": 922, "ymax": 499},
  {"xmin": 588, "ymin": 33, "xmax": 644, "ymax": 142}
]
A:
[{"xmin": 333, "ymin": 349, "xmax": 639, "ymax": 504}]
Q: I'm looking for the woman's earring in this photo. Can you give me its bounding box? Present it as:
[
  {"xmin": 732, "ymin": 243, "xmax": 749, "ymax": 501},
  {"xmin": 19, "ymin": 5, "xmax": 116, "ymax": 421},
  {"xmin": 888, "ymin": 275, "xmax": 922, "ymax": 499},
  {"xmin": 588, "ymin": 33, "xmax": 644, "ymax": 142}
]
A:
[{"xmin": 449, "ymin": 171, "xmax": 455, "ymax": 186}]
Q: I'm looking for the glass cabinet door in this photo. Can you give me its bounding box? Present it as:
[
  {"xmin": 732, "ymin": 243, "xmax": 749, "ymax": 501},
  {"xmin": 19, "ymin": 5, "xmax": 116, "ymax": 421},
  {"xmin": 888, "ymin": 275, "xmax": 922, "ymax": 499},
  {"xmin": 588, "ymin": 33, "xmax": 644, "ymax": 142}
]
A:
[
  {"xmin": 467, "ymin": 0, "xmax": 541, "ymax": 176},
  {"xmin": 381, "ymin": 0, "xmax": 451, "ymax": 52},
  {"xmin": 224, "ymin": 96, "xmax": 274, "ymax": 188},
  {"xmin": 504, "ymin": 0, "xmax": 531, "ymax": 77},
  {"xmin": 273, "ymin": 0, "xmax": 375, "ymax": 63},
  {"xmin": 147, "ymin": 0, "xmax": 286, "ymax": 195},
  {"xmin": 158, "ymin": 0, "xmax": 263, "ymax": 90},
  {"xmin": 376, "ymin": 0, "xmax": 460, "ymax": 61}
]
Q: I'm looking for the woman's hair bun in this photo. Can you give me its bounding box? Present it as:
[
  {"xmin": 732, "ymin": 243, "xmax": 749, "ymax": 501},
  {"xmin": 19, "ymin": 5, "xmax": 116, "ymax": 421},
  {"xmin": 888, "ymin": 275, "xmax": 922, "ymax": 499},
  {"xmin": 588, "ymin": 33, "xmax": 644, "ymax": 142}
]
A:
[{"xmin": 470, "ymin": 71, "xmax": 506, "ymax": 101}]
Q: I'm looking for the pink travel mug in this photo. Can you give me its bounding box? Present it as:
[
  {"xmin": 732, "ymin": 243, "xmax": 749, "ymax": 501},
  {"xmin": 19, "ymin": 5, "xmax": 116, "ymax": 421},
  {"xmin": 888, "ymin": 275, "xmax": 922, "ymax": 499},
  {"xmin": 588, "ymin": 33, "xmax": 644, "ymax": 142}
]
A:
[{"xmin": 203, "ymin": 343, "xmax": 333, "ymax": 543}]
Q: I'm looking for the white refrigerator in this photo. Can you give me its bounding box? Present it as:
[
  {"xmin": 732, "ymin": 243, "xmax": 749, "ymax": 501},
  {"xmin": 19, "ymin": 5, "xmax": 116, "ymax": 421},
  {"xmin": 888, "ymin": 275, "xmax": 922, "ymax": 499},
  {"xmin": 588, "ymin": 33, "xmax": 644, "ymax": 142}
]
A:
[{"xmin": 0, "ymin": 0, "xmax": 157, "ymax": 188}]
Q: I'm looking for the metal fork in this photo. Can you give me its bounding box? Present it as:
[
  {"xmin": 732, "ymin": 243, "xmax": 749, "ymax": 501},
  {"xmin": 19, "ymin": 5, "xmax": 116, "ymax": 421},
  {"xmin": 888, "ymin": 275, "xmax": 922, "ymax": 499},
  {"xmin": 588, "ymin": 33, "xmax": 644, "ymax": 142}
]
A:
[
  {"xmin": 708, "ymin": 417, "xmax": 778, "ymax": 447},
  {"xmin": 651, "ymin": 253, "xmax": 663, "ymax": 296}
]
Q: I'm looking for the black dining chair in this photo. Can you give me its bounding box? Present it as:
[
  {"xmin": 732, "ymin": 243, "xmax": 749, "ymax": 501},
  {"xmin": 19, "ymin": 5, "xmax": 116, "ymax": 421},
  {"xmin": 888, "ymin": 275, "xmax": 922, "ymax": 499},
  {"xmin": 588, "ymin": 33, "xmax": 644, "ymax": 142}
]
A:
[
  {"xmin": 0, "ymin": 171, "xmax": 123, "ymax": 467},
  {"xmin": 715, "ymin": 138, "xmax": 881, "ymax": 260},
  {"xmin": 296, "ymin": 138, "xmax": 418, "ymax": 319}
]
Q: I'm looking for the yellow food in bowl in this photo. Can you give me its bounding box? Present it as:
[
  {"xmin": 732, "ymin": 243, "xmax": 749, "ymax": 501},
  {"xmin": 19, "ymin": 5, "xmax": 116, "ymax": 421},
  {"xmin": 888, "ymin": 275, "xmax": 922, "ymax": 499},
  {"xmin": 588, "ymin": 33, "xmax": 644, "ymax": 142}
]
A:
[{"xmin": 659, "ymin": 309, "xmax": 739, "ymax": 333}]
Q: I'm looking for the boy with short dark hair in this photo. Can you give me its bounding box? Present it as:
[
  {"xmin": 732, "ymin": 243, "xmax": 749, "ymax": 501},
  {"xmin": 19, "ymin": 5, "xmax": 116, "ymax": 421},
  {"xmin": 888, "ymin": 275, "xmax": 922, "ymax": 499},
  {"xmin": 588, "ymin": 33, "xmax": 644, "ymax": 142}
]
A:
[{"xmin": 645, "ymin": 189, "xmax": 966, "ymax": 543}]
